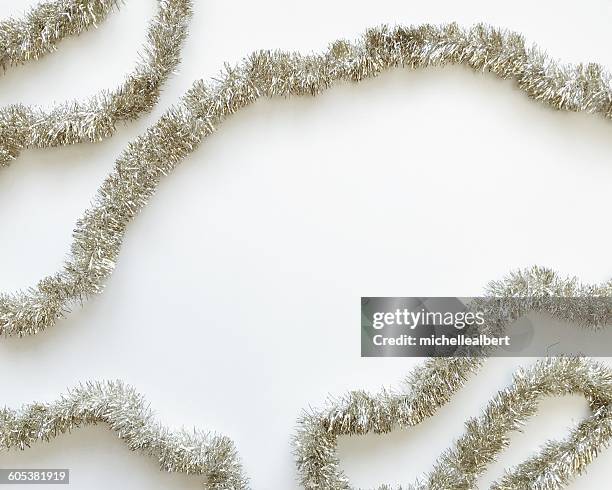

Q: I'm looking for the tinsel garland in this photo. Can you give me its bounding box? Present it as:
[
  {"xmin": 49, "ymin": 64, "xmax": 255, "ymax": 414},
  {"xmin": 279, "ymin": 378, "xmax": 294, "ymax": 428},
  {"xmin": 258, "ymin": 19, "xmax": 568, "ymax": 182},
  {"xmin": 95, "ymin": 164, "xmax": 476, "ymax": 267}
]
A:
[
  {"xmin": 0, "ymin": 0, "xmax": 192, "ymax": 166},
  {"xmin": 0, "ymin": 381, "xmax": 249, "ymax": 489},
  {"xmin": 3, "ymin": 23, "xmax": 612, "ymax": 337},
  {"xmin": 2, "ymin": 358, "xmax": 611, "ymax": 489},
  {"xmin": 292, "ymin": 270, "xmax": 612, "ymax": 489},
  {"xmin": 295, "ymin": 357, "xmax": 612, "ymax": 489},
  {"xmin": 2, "ymin": 17, "xmax": 612, "ymax": 490},
  {"xmin": 294, "ymin": 274, "xmax": 612, "ymax": 489},
  {"xmin": 1, "ymin": 0, "xmax": 118, "ymax": 67}
]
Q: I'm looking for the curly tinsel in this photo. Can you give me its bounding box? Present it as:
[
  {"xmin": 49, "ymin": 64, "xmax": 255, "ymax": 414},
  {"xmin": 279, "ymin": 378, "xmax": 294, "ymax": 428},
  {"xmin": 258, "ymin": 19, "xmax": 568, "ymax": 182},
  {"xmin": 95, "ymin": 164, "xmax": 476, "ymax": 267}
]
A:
[
  {"xmin": 1, "ymin": 0, "xmax": 118, "ymax": 67},
  {"xmin": 0, "ymin": 381, "xmax": 249, "ymax": 489},
  {"xmin": 295, "ymin": 269, "xmax": 612, "ymax": 489},
  {"xmin": 0, "ymin": 0, "xmax": 192, "ymax": 166},
  {"xmin": 2, "ymin": 358, "xmax": 612, "ymax": 489},
  {"xmin": 3, "ymin": 23, "xmax": 612, "ymax": 337},
  {"xmin": 3, "ymin": 16, "xmax": 612, "ymax": 490},
  {"xmin": 294, "ymin": 357, "xmax": 612, "ymax": 489}
]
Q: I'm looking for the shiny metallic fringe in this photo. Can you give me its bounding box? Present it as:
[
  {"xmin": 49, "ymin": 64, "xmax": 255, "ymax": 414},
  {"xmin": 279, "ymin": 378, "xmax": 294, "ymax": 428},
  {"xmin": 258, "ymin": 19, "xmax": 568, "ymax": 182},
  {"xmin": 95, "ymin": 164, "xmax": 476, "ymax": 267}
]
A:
[
  {"xmin": 3, "ymin": 23, "xmax": 612, "ymax": 337},
  {"xmin": 1, "ymin": 0, "xmax": 118, "ymax": 67},
  {"xmin": 294, "ymin": 271, "xmax": 612, "ymax": 489},
  {"xmin": 0, "ymin": 381, "xmax": 249, "ymax": 489},
  {"xmin": 2, "ymin": 358, "xmax": 612, "ymax": 489},
  {"xmin": 0, "ymin": 0, "xmax": 192, "ymax": 166},
  {"xmin": 2, "ymin": 20, "xmax": 612, "ymax": 489},
  {"xmin": 295, "ymin": 357, "xmax": 612, "ymax": 489}
]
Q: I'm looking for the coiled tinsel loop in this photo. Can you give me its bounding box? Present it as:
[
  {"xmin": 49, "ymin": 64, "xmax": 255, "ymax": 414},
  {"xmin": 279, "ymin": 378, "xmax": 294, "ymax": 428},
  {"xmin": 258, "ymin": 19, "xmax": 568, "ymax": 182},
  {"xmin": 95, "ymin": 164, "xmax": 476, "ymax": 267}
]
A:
[
  {"xmin": 2, "ymin": 14, "xmax": 612, "ymax": 490},
  {"xmin": 294, "ymin": 357, "xmax": 612, "ymax": 489},
  {"xmin": 0, "ymin": 0, "xmax": 192, "ymax": 166}
]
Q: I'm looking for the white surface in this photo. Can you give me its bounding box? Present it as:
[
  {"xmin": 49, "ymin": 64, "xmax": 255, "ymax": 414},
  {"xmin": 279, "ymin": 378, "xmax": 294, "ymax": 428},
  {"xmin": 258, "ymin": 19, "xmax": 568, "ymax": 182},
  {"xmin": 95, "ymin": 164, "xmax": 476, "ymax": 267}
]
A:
[{"xmin": 1, "ymin": 0, "xmax": 612, "ymax": 488}]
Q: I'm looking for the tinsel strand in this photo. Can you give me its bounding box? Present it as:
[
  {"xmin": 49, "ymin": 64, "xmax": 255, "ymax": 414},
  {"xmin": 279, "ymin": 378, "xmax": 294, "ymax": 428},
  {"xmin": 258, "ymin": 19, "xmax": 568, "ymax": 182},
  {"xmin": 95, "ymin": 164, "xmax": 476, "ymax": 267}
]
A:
[
  {"xmin": 1, "ymin": 0, "xmax": 119, "ymax": 67},
  {"xmin": 0, "ymin": 381, "xmax": 249, "ymax": 489},
  {"xmin": 2, "ymin": 359, "xmax": 612, "ymax": 489},
  {"xmin": 0, "ymin": 0, "xmax": 193, "ymax": 166},
  {"xmin": 3, "ymin": 23, "xmax": 612, "ymax": 337},
  {"xmin": 2, "ymin": 18, "xmax": 612, "ymax": 490},
  {"xmin": 294, "ymin": 357, "xmax": 612, "ymax": 489},
  {"xmin": 293, "ymin": 269, "xmax": 612, "ymax": 488}
]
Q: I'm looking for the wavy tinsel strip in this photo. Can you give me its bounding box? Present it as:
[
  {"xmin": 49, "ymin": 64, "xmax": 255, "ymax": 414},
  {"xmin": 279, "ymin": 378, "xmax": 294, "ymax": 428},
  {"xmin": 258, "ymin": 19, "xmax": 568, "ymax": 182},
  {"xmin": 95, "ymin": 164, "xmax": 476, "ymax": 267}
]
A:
[
  {"xmin": 2, "ymin": 23, "xmax": 612, "ymax": 337},
  {"xmin": 2, "ymin": 359, "xmax": 611, "ymax": 489},
  {"xmin": 295, "ymin": 357, "xmax": 612, "ymax": 489},
  {"xmin": 2, "ymin": 18, "xmax": 612, "ymax": 490},
  {"xmin": 0, "ymin": 381, "xmax": 249, "ymax": 489},
  {"xmin": 1, "ymin": 0, "xmax": 118, "ymax": 67},
  {"xmin": 0, "ymin": 0, "xmax": 192, "ymax": 166},
  {"xmin": 295, "ymin": 268, "xmax": 612, "ymax": 489}
]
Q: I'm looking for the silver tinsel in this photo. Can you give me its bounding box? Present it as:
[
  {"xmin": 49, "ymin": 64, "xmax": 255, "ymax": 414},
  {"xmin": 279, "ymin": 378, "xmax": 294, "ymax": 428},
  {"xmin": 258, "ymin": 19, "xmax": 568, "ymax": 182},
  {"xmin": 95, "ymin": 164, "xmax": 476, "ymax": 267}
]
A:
[
  {"xmin": 0, "ymin": 0, "xmax": 192, "ymax": 166},
  {"xmin": 1, "ymin": 0, "xmax": 118, "ymax": 67},
  {"xmin": 3, "ymin": 23, "xmax": 612, "ymax": 337},
  {"xmin": 2, "ymin": 17, "xmax": 612, "ymax": 490},
  {"xmin": 2, "ymin": 358, "xmax": 612, "ymax": 489},
  {"xmin": 0, "ymin": 381, "xmax": 249, "ymax": 489},
  {"xmin": 295, "ymin": 357, "xmax": 612, "ymax": 489}
]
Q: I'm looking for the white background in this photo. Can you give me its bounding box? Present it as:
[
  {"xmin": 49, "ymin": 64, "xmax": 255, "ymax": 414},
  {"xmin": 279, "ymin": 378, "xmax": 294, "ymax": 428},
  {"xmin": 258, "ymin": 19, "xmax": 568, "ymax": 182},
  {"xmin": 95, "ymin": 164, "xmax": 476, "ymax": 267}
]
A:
[{"xmin": 1, "ymin": 0, "xmax": 612, "ymax": 488}]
